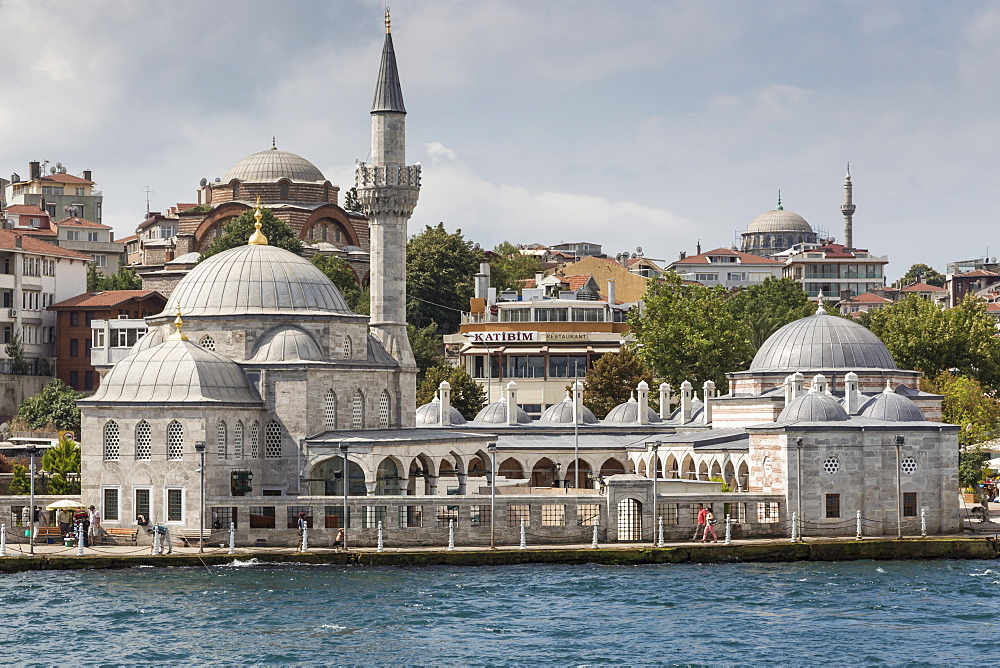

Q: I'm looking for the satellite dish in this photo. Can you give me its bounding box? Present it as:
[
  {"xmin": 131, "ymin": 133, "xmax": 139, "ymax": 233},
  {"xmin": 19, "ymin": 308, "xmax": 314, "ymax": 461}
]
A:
[
  {"xmin": 55, "ymin": 162, "xmax": 62, "ymax": 169},
  {"xmin": 59, "ymin": 166, "xmax": 67, "ymax": 173},
  {"xmin": 199, "ymin": 177, "xmax": 208, "ymax": 187},
  {"xmin": 49, "ymin": 167, "xmax": 57, "ymax": 174},
  {"xmin": 636, "ymin": 246, "xmax": 643, "ymax": 253},
  {"xmin": 214, "ymin": 177, "xmax": 221, "ymax": 183},
  {"xmin": 992, "ymin": 257, "xmax": 997, "ymax": 264}
]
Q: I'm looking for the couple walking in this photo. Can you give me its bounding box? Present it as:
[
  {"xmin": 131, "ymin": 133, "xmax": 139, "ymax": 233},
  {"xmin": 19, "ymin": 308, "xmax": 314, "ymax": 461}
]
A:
[{"xmin": 693, "ymin": 503, "xmax": 718, "ymax": 542}]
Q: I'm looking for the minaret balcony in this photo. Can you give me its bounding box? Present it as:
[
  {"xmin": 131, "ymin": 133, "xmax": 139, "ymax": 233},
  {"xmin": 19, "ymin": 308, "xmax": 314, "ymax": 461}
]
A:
[{"xmin": 355, "ymin": 162, "xmax": 421, "ymax": 188}]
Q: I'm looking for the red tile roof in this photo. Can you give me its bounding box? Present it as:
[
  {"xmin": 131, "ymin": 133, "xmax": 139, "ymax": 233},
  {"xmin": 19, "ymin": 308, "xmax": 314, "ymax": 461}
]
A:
[
  {"xmin": 901, "ymin": 282, "xmax": 946, "ymax": 292},
  {"xmin": 3, "ymin": 205, "xmax": 48, "ymax": 216},
  {"xmin": 986, "ymin": 303, "xmax": 1000, "ymax": 313},
  {"xmin": 839, "ymin": 292, "xmax": 892, "ymax": 305},
  {"xmin": 52, "ymin": 216, "xmax": 111, "ymax": 229},
  {"xmin": 562, "ymin": 274, "xmax": 594, "ymax": 291},
  {"xmin": 39, "ymin": 173, "xmax": 93, "ymax": 185},
  {"xmin": 0, "ymin": 231, "xmax": 91, "ymax": 259},
  {"xmin": 672, "ymin": 247, "xmax": 783, "ymax": 266},
  {"xmin": 118, "ymin": 234, "xmax": 139, "ymax": 243},
  {"xmin": 957, "ymin": 269, "xmax": 999, "ymax": 277},
  {"xmin": 50, "ymin": 290, "xmax": 161, "ymax": 309},
  {"xmin": 19, "ymin": 228, "xmax": 58, "ymax": 236}
]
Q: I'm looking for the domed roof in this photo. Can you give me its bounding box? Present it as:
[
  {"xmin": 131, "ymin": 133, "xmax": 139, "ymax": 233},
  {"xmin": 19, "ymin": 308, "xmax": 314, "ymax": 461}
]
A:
[
  {"xmin": 750, "ymin": 311, "xmax": 897, "ymax": 371},
  {"xmin": 777, "ymin": 390, "xmax": 850, "ymax": 423},
  {"xmin": 131, "ymin": 328, "xmax": 164, "ymax": 355},
  {"xmin": 473, "ymin": 401, "xmax": 531, "ymax": 425},
  {"xmin": 415, "ymin": 397, "xmax": 467, "ymax": 425},
  {"xmin": 251, "ymin": 326, "xmax": 324, "ymax": 362},
  {"xmin": 746, "ymin": 208, "xmax": 813, "ymax": 234},
  {"xmin": 669, "ymin": 398, "xmax": 704, "ymax": 421},
  {"xmin": 604, "ymin": 395, "xmax": 662, "ymax": 424},
  {"xmin": 86, "ymin": 338, "xmax": 261, "ymax": 405},
  {"xmin": 223, "ymin": 147, "xmax": 325, "ymax": 183},
  {"xmin": 859, "ymin": 385, "xmax": 925, "ymax": 422},
  {"xmin": 538, "ymin": 396, "xmax": 598, "ymax": 424},
  {"xmin": 161, "ymin": 244, "xmax": 353, "ymax": 318}
]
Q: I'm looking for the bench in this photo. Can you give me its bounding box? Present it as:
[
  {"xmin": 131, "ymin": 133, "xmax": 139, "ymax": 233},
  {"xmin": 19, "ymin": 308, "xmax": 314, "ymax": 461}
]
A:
[
  {"xmin": 104, "ymin": 528, "xmax": 139, "ymax": 545},
  {"xmin": 33, "ymin": 526, "xmax": 62, "ymax": 543},
  {"xmin": 180, "ymin": 529, "xmax": 210, "ymax": 547}
]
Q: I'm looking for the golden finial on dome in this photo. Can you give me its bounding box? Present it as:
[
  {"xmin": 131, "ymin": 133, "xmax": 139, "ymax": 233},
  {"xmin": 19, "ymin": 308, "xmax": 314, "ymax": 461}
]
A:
[
  {"xmin": 169, "ymin": 302, "xmax": 188, "ymax": 341},
  {"xmin": 248, "ymin": 194, "xmax": 268, "ymax": 245},
  {"xmin": 385, "ymin": 6, "xmax": 391, "ymax": 33}
]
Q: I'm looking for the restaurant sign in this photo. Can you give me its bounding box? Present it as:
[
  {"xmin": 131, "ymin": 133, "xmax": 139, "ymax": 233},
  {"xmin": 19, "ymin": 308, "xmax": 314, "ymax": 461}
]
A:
[{"xmin": 467, "ymin": 331, "xmax": 538, "ymax": 344}]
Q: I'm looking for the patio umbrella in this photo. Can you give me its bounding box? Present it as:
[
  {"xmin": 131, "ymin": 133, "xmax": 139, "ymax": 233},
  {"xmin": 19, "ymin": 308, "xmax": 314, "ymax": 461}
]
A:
[{"xmin": 45, "ymin": 499, "xmax": 86, "ymax": 510}]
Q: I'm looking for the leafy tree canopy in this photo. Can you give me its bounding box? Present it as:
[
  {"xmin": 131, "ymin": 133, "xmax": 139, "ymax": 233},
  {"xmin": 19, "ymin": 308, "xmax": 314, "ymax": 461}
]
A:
[
  {"xmin": 9, "ymin": 463, "xmax": 28, "ymax": 495},
  {"xmin": 199, "ymin": 207, "xmax": 303, "ymax": 261},
  {"xmin": 630, "ymin": 272, "xmax": 752, "ymax": 392},
  {"xmin": 861, "ymin": 295, "xmax": 1000, "ymax": 391},
  {"xmin": 14, "ymin": 379, "xmax": 82, "ymax": 433},
  {"xmin": 896, "ymin": 263, "xmax": 945, "ymax": 288},
  {"xmin": 921, "ymin": 372, "xmax": 1000, "ymax": 448},
  {"xmin": 725, "ymin": 278, "xmax": 816, "ymax": 356},
  {"xmin": 87, "ymin": 265, "xmax": 143, "ymax": 292},
  {"xmin": 416, "ymin": 364, "xmax": 487, "ymax": 420},
  {"xmin": 310, "ymin": 254, "xmax": 364, "ymax": 313},
  {"xmin": 4, "ymin": 330, "xmax": 29, "ymax": 375},
  {"xmin": 42, "ymin": 436, "xmax": 81, "ymax": 495},
  {"xmin": 583, "ymin": 346, "xmax": 656, "ymax": 418},
  {"xmin": 406, "ymin": 223, "xmax": 483, "ymax": 333},
  {"xmin": 489, "ymin": 241, "xmax": 541, "ymax": 293},
  {"xmin": 407, "ymin": 322, "xmax": 445, "ymax": 384}
]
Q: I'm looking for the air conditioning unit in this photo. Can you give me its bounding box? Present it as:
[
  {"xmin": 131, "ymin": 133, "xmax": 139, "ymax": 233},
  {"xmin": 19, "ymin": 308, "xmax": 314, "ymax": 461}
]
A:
[{"xmin": 8, "ymin": 309, "xmax": 15, "ymax": 318}]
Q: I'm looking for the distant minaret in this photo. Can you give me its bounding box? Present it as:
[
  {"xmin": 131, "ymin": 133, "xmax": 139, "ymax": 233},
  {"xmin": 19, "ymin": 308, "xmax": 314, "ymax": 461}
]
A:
[
  {"xmin": 356, "ymin": 9, "xmax": 420, "ymax": 370},
  {"xmin": 841, "ymin": 164, "xmax": 856, "ymax": 248}
]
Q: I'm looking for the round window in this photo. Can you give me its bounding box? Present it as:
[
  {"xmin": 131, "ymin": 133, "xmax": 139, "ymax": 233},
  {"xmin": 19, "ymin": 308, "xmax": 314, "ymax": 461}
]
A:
[
  {"xmin": 823, "ymin": 457, "xmax": 839, "ymax": 475},
  {"xmin": 901, "ymin": 457, "xmax": 917, "ymax": 475}
]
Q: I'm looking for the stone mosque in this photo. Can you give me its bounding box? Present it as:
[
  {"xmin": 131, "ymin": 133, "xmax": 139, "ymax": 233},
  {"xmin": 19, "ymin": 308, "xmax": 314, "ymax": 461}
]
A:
[{"xmin": 78, "ymin": 16, "xmax": 959, "ymax": 545}]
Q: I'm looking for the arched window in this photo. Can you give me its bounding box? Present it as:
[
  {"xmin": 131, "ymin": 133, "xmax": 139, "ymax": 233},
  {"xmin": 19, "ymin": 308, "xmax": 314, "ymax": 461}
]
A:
[
  {"xmin": 135, "ymin": 421, "xmax": 151, "ymax": 460},
  {"xmin": 343, "ymin": 336, "xmax": 352, "ymax": 359},
  {"xmin": 334, "ymin": 227, "xmax": 343, "ymax": 244},
  {"xmin": 279, "ymin": 181, "xmax": 289, "ymax": 199},
  {"xmin": 264, "ymin": 420, "xmax": 282, "ymax": 459},
  {"xmin": 324, "ymin": 389, "xmax": 337, "ymax": 429},
  {"xmin": 103, "ymin": 421, "xmax": 120, "ymax": 461},
  {"xmin": 321, "ymin": 224, "xmax": 328, "ymax": 241},
  {"xmin": 250, "ymin": 421, "xmax": 260, "ymax": 458},
  {"xmin": 234, "ymin": 421, "xmax": 244, "ymax": 458},
  {"xmin": 231, "ymin": 181, "xmax": 240, "ymax": 199},
  {"xmin": 323, "ymin": 183, "xmax": 330, "ymax": 201},
  {"xmin": 200, "ymin": 335, "xmax": 216, "ymax": 351},
  {"xmin": 217, "ymin": 420, "xmax": 228, "ymax": 460},
  {"xmin": 378, "ymin": 390, "xmax": 390, "ymax": 428},
  {"xmin": 167, "ymin": 421, "xmax": 183, "ymax": 460},
  {"xmin": 352, "ymin": 391, "xmax": 364, "ymax": 429}
]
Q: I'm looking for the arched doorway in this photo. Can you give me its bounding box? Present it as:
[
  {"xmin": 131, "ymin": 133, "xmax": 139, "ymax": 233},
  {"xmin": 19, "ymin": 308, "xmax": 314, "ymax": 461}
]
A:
[
  {"xmin": 698, "ymin": 461, "xmax": 709, "ymax": 481},
  {"xmin": 666, "ymin": 455, "xmax": 679, "ymax": 479},
  {"xmin": 566, "ymin": 459, "xmax": 591, "ymax": 488},
  {"xmin": 682, "ymin": 455, "xmax": 696, "ymax": 480},
  {"xmin": 309, "ymin": 456, "xmax": 366, "ymax": 496},
  {"xmin": 600, "ymin": 458, "xmax": 626, "ymax": 477},
  {"xmin": 407, "ymin": 454, "xmax": 434, "ymax": 495},
  {"xmin": 738, "ymin": 461, "xmax": 749, "ymax": 492},
  {"xmin": 498, "ymin": 457, "xmax": 525, "ymax": 482},
  {"xmin": 710, "ymin": 461, "xmax": 722, "ymax": 480},
  {"xmin": 531, "ymin": 457, "xmax": 559, "ymax": 487},
  {"xmin": 724, "ymin": 462, "xmax": 735, "ymax": 490},
  {"xmin": 617, "ymin": 498, "xmax": 643, "ymax": 541},
  {"xmin": 375, "ymin": 457, "xmax": 401, "ymax": 495}
]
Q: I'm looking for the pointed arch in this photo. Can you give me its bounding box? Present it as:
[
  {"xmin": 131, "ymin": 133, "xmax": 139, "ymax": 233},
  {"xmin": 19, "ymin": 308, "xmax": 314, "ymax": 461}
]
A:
[
  {"xmin": 665, "ymin": 454, "xmax": 678, "ymax": 479},
  {"xmin": 264, "ymin": 420, "xmax": 282, "ymax": 459},
  {"xmin": 352, "ymin": 390, "xmax": 364, "ymax": 429},
  {"xmin": 343, "ymin": 336, "xmax": 352, "ymax": 359},
  {"xmin": 134, "ymin": 420, "xmax": 151, "ymax": 460},
  {"xmin": 217, "ymin": 420, "xmax": 228, "ymax": 460},
  {"xmin": 234, "ymin": 420, "xmax": 244, "ymax": 458},
  {"xmin": 710, "ymin": 460, "xmax": 722, "ymax": 479},
  {"xmin": 737, "ymin": 461, "xmax": 749, "ymax": 491},
  {"xmin": 698, "ymin": 460, "xmax": 709, "ymax": 481},
  {"xmin": 323, "ymin": 389, "xmax": 337, "ymax": 429},
  {"xmin": 498, "ymin": 457, "xmax": 525, "ymax": 481},
  {"xmin": 166, "ymin": 421, "xmax": 183, "ymax": 460},
  {"xmin": 249, "ymin": 420, "xmax": 260, "ymax": 458},
  {"xmin": 378, "ymin": 390, "xmax": 390, "ymax": 428},
  {"xmin": 103, "ymin": 421, "xmax": 120, "ymax": 461},
  {"xmin": 530, "ymin": 457, "xmax": 558, "ymax": 487},
  {"xmin": 682, "ymin": 455, "xmax": 696, "ymax": 480},
  {"xmin": 600, "ymin": 457, "xmax": 626, "ymax": 477}
]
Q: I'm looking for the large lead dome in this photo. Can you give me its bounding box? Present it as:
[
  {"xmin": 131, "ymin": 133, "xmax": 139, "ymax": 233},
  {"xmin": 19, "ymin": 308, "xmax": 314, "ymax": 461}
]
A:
[
  {"xmin": 223, "ymin": 147, "xmax": 326, "ymax": 183},
  {"xmin": 161, "ymin": 244, "xmax": 353, "ymax": 317},
  {"xmin": 750, "ymin": 311, "xmax": 897, "ymax": 371}
]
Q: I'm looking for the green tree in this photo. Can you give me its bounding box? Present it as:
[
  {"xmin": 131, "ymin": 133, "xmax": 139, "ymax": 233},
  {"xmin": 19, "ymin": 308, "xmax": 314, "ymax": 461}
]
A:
[
  {"xmin": 343, "ymin": 187, "xmax": 363, "ymax": 213},
  {"xmin": 311, "ymin": 254, "xmax": 364, "ymax": 312},
  {"xmin": 41, "ymin": 436, "xmax": 81, "ymax": 495},
  {"xmin": 921, "ymin": 372, "xmax": 1000, "ymax": 448},
  {"xmin": 86, "ymin": 262, "xmax": 101, "ymax": 291},
  {"xmin": 407, "ymin": 322, "xmax": 445, "ymax": 383},
  {"xmin": 199, "ymin": 208, "xmax": 303, "ymax": 261},
  {"xmin": 406, "ymin": 223, "xmax": 483, "ymax": 333},
  {"xmin": 629, "ymin": 272, "xmax": 752, "ymax": 392},
  {"xmin": 583, "ymin": 346, "xmax": 655, "ymax": 418},
  {"xmin": 861, "ymin": 295, "xmax": 1000, "ymax": 391},
  {"xmin": 725, "ymin": 278, "xmax": 815, "ymax": 357},
  {"xmin": 896, "ymin": 263, "xmax": 945, "ymax": 288},
  {"xmin": 9, "ymin": 463, "xmax": 28, "ymax": 495},
  {"xmin": 4, "ymin": 330, "xmax": 29, "ymax": 375},
  {"xmin": 14, "ymin": 379, "xmax": 82, "ymax": 433},
  {"xmin": 416, "ymin": 364, "xmax": 487, "ymax": 420},
  {"xmin": 489, "ymin": 241, "xmax": 541, "ymax": 293},
  {"xmin": 92, "ymin": 266, "xmax": 143, "ymax": 291}
]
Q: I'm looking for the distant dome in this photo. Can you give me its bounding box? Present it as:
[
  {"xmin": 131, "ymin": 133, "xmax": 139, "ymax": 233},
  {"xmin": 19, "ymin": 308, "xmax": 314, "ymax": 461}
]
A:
[
  {"xmin": 473, "ymin": 401, "xmax": 531, "ymax": 425},
  {"xmin": 669, "ymin": 399, "xmax": 704, "ymax": 421},
  {"xmin": 859, "ymin": 390, "xmax": 925, "ymax": 422},
  {"xmin": 538, "ymin": 397, "xmax": 598, "ymax": 424},
  {"xmin": 751, "ymin": 312, "xmax": 897, "ymax": 371},
  {"xmin": 223, "ymin": 148, "xmax": 325, "ymax": 183},
  {"xmin": 778, "ymin": 391, "xmax": 850, "ymax": 423},
  {"xmin": 131, "ymin": 328, "xmax": 164, "ymax": 355},
  {"xmin": 415, "ymin": 398, "xmax": 467, "ymax": 425},
  {"xmin": 746, "ymin": 208, "xmax": 813, "ymax": 234},
  {"xmin": 86, "ymin": 338, "xmax": 261, "ymax": 405},
  {"xmin": 162, "ymin": 244, "xmax": 353, "ymax": 318},
  {"xmin": 251, "ymin": 326, "xmax": 323, "ymax": 362},
  {"xmin": 604, "ymin": 396, "xmax": 662, "ymax": 424}
]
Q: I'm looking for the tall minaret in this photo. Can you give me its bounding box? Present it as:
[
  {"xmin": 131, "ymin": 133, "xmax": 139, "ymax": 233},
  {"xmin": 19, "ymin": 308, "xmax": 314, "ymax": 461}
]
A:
[
  {"xmin": 841, "ymin": 164, "xmax": 856, "ymax": 248},
  {"xmin": 356, "ymin": 9, "xmax": 420, "ymax": 373}
]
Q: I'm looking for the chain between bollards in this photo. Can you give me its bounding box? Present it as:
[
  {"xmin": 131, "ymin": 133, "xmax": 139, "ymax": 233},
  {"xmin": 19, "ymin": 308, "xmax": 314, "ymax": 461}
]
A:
[
  {"xmin": 519, "ymin": 518, "xmax": 526, "ymax": 550},
  {"xmin": 591, "ymin": 518, "xmax": 599, "ymax": 549},
  {"xmin": 657, "ymin": 516, "xmax": 665, "ymax": 548},
  {"xmin": 920, "ymin": 508, "xmax": 927, "ymax": 537},
  {"xmin": 725, "ymin": 513, "xmax": 732, "ymax": 545},
  {"xmin": 377, "ymin": 520, "xmax": 384, "ymax": 553},
  {"xmin": 228, "ymin": 522, "xmax": 235, "ymax": 554},
  {"xmin": 448, "ymin": 519, "xmax": 455, "ymax": 551},
  {"xmin": 855, "ymin": 510, "xmax": 863, "ymax": 540}
]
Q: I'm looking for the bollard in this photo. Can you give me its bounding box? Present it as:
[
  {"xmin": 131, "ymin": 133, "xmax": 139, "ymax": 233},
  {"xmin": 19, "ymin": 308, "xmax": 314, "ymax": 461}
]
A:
[
  {"xmin": 76, "ymin": 522, "xmax": 84, "ymax": 556},
  {"xmin": 657, "ymin": 516, "xmax": 665, "ymax": 548},
  {"xmin": 301, "ymin": 525, "xmax": 308, "ymax": 552},
  {"xmin": 228, "ymin": 522, "xmax": 235, "ymax": 555},
  {"xmin": 448, "ymin": 519, "xmax": 455, "ymax": 551},
  {"xmin": 591, "ymin": 518, "xmax": 599, "ymax": 549},
  {"xmin": 920, "ymin": 508, "xmax": 927, "ymax": 537},
  {"xmin": 791, "ymin": 512, "xmax": 798, "ymax": 543},
  {"xmin": 377, "ymin": 520, "xmax": 384, "ymax": 553},
  {"xmin": 725, "ymin": 513, "xmax": 732, "ymax": 545},
  {"xmin": 0, "ymin": 523, "xmax": 6, "ymax": 557},
  {"xmin": 855, "ymin": 510, "xmax": 863, "ymax": 540},
  {"xmin": 519, "ymin": 518, "xmax": 526, "ymax": 550},
  {"xmin": 153, "ymin": 527, "xmax": 162, "ymax": 555}
]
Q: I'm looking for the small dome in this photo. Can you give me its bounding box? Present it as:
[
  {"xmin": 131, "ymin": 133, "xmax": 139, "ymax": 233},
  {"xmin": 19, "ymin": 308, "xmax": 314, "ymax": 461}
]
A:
[
  {"xmin": 86, "ymin": 338, "xmax": 261, "ymax": 405},
  {"xmin": 538, "ymin": 397, "xmax": 598, "ymax": 424},
  {"xmin": 223, "ymin": 148, "xmax": 325, "ymax": 183},
  {"xmin": 251, "ymin": 326, "xmax": 323, "ymax": 362},
  {"xmin": 415, "ymin": 398, "xmax": 467, "ymax": 425},
  {"xmin": 746, "ymin": 208, "xmax": 813, "ymax": 234},
  {"xmin": 473, "ymin": 401, "xmax": 531, "ymax": 424},
  {"xmin": 669, "ymin": 398, "xmax": 704, "ymax": 421},
  {"xmin": 859, "ymin": 390, "xmax": 925, "ymax": 422},
  {"xmin": 778, "ymin": 391, "xmax": 850, "ymax": 423},
  {"xmin": 162, "ymin": 244, "xmax": 353, "ymax": 318},
  {"xmin": 604, "ymin": 396, "xmax": 662, "ymax": 424},
  {"xmin": 130, "ymin": 328, "xmax": 164, "ymax": 355},
  {"xmin": 751, "ymin": 312, "xmax": 897, "ymax": 371}
]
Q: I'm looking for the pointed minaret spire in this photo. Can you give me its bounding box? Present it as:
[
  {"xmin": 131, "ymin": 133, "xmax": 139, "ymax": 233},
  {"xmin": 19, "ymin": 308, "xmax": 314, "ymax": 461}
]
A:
[
  {"xmin": 372, "ymin": 9, "xmax": 406, "ymax": 115},
  {"xmin": 841, "ymin": 163, "xmax": 856, "ymax": 249},
  {"xmin": 776, "ymin": 190, "xmax": 783, "ymax": 210}
]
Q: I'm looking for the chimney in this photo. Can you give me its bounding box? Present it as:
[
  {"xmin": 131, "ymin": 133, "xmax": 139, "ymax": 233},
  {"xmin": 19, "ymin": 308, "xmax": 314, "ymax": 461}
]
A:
[
  {"xmin": 29, "ymin": 161, "xmax": 40, "ymax": 180},
  {"xmin": 791, "ymin": 372, "xmax": 805, "ymax": 401},
  {"xmin": 679, "ymin": 251, "xmax": 686, "ymax": 260},
  {"xmin": 83, "ymin": 170, "xmax": 92, "ymax": 182},
  {"xmin": 637, "ymin": 380, "xmax": 649, "ymax": 425},
  {"xmin": 696, "ymin": 239, "xmax": 702, "ymax": 255},
  {"xmin": 702, "ymin": 380, "xmax": 715, "ymax": 425},
  {"xmin": 14, "ymin": 235, "xmax": 22, "ymax": 249},
  {"xmin": 680, "ymin": 380, "xmax": 693, "ymax": 424},
  {"xmin": 475, "ymin": 262, "xmax": 490, "ymax": 300},
  {"xmin": 438, "ymin": 380, "xmax": 452, "ymax": 426},
  {"xmin": 505, "ymin": 381, "xmax": 518, "ymax": 426},
  {"xmin": 659, "ymin": 382, "xmax": 671, "ymax": 419},
  {"xmin": 844, "ymin": 371, "xmax": 860, "ymax": 413},
  {"xmin": 573, "ymin": 380, "xmax": 584, "ymax": 425},
  {"xmin": 607, "ymin": 279, "xmax": 616, "ymax": 306}
]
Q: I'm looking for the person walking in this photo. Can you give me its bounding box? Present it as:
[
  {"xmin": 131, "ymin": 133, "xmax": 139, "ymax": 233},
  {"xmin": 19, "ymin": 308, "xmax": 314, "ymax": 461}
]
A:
[
  {"xmin": 73, "ymin": 507, "xmax": 90, "ymax": 546},
  {"xmin": 692, "ymin": 503, "xmax": 707, "ymax": 540},
  {"xmin": 702, "ymin": 507, "xmax": 719, "ymax": 543}
]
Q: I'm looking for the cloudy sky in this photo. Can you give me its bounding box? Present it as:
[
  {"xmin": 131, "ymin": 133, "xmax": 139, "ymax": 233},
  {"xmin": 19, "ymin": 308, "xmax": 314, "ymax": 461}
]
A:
[{"xmin": 2, "ymin": 0, "xmax": 998, "ymax": 278}]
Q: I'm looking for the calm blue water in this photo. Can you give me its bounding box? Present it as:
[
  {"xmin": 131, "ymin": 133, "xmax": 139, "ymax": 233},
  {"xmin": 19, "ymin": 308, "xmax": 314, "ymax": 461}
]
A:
[{"xmin": 0, "ymin": 559, "xmax": 995, "ymax": 665}]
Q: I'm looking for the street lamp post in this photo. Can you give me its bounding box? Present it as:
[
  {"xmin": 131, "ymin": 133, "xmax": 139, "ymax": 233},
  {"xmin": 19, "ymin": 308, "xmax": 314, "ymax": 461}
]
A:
[
  {"xmin": 894, "ymin": 435, "xmax": 904, "ymax": 540},
  {"xmin": 194, "ymin": 440, "xmax": 206, "ymax": 553},
  {"xmin": 488, "ymin": 443, "xmax": 497, "ymax": 550},
  {"xmin": 25, "ymin": 444, "xmax": 36, "ymax": 556},
  {"xmin": 340, "ymin": 443, "xmax": 350, "ymax": 551},
  {"xmin": 651, "ymin": 441, "xmax": 659, "ymax": 546},
  {"xmin": 795, "ymin": 436, "xmax": 803, "ymax": 541}
]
